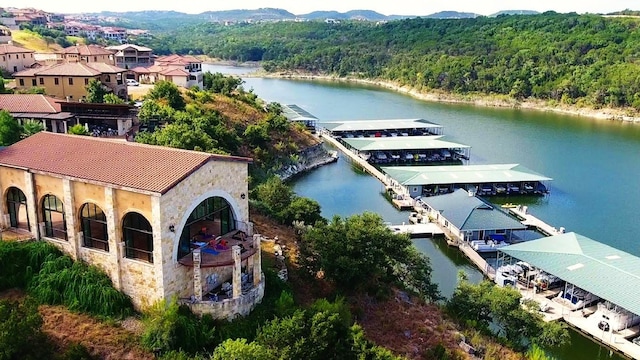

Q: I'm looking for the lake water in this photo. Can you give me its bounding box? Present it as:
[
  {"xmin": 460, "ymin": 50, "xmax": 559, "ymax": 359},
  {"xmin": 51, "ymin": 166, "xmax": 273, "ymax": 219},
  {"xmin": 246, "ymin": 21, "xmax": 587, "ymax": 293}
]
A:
[{"xmin": 204, "ymin": 64, "xmax": 635, "ymax": 359}]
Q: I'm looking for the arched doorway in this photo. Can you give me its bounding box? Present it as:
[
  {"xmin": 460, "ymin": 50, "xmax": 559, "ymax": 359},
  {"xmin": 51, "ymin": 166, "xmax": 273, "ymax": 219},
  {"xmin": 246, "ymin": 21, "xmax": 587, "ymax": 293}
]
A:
[
  {"xmin": 42, "ymin": 194, "xmax": 67, "ymax": 240},
  {"xmin": 79, "ymin": 203, "xmax": 109, "ymax": 252},
  {"xmin": 122, "ymin": 212, "xmax": 153, "ymax": 263},
  {"xmin": 177, "ymin": 196, "xmax": 236, "ymax": 259},
  {"xmin": 7, "ymin": 187, "xmax": 29, "ymax": 230}
]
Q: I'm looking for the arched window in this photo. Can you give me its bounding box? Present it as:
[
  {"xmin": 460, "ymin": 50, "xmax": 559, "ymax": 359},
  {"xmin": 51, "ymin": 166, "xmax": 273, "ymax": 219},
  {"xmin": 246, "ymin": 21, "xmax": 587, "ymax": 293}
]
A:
[
  {"xmin": 80, "ymin": 203, "xmax": 108, "ymax": 251},
  {"xmin": 42, "ymin": 195, "xmax": 66, "ymax": 240},
  {"xmin": 177, "ymin": 196, "xmax": 236, "ymax": 259},
  {"xmin": 7, "ymin": 187, "xmax": 29, "ymax": 230},
  {"xmin": 123, "ymin": 212, "xmax": 153, "ymax": 263}
]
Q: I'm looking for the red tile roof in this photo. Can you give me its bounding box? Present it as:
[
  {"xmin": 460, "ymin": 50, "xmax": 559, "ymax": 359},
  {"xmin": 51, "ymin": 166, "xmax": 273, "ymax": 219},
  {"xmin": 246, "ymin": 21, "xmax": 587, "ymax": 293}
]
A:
[
  {"xmin": 58, "ymin": 44, "xmax": 114, "ymax": 56},
  {"xmin": 13, "ymin": 62, "xmax": 126, "ymax": 77},
  {"xmin": 160, "ymin": 68, "xmax": 189, "ymax": 77},
  {"xmin": 0, "ymin": 94, "xmax": 61, "ymax": 113},
  {"xmin": 0, "ymin": 132, "xmax": 252, "ymax": 194},
  {"xmin": 0, "ymin": 44, "xmax": 34, "ymax": 55}
]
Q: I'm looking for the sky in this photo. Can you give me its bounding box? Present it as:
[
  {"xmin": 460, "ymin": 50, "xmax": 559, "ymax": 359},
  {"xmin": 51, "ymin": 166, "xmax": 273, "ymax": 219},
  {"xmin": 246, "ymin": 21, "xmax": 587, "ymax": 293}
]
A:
[{"xmin": 0, "ymin": 0, "xmax": 638, "ymax": 16}]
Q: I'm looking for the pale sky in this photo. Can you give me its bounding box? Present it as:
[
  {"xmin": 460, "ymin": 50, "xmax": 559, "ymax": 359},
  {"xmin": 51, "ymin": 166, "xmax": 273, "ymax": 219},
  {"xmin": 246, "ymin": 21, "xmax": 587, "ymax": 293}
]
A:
[{"xmin": 0, "ymin": 0, "xmax": 637, "ymax": 16}]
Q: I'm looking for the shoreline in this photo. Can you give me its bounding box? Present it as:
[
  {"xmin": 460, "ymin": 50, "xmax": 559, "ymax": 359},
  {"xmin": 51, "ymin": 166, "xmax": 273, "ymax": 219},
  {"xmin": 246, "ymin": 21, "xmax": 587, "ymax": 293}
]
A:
[{"xmin": 235, "ymin": 67, "xmax": 640, "ymax": 123}]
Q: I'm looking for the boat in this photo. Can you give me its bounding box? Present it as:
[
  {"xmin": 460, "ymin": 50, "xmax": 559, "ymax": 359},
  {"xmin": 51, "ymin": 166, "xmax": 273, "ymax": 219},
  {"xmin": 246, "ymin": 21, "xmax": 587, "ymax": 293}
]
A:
[
  {"xmin": 470, "ymin": 239, "xmax": 508, "ymax": 252},
  {"xmin": 554, "ymin": 285, "xmax": 600, "ymax": 311},
  {"xmin": 501, "ymin": 203, "xmax": 518, "ymax": 208}
]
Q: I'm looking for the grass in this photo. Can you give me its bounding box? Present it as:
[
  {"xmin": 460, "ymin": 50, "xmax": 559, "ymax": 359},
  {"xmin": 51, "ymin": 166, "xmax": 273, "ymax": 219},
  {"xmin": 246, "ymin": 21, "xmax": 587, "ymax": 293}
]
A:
[{"xmin": 11, "ymin": 29, "xmax": 62, "ymax": 52}]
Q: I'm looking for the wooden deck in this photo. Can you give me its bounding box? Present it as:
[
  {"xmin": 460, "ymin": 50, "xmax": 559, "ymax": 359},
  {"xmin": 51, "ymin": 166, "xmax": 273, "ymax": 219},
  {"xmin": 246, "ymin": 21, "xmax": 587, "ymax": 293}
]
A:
[
  {"xmin": 508, "ymin": 205, "xmax": 564, "ymax": 236},
  {"xmin": 388, "ymin": 223, "xmax": 444, "ymax": 238},
  {"xmin": 178, "ymin": 232, "xmax": 257, "ymax": 268}
]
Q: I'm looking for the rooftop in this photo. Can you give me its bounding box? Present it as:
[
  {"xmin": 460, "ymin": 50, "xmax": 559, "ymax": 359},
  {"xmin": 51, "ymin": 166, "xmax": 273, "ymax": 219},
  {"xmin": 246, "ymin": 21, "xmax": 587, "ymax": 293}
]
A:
[
  {"xmin": 14, "ymin": 62, "xmax": 126, "ymax": 77},
  {"xmin": 106, "ymin": 44, "xmax": 152, "ymax": 52},
  {"xmin": 500, "ymin": 232, "xmax": 640, "ymax": 317},
  {"xmin": 282, "ymin": 104, "xmax": 318, "ymax": 122},
  {"xmin": 421, "ymin": 189, "xmax": 525, "ymax": 231},
  {"xmin": 319, "ymin": 119, "xmax": 442, "ymax": 132},
  {"xmin": 0, "ymin": 94, "xmax": 61, "ymax": 113},
  {"xmin": 342, "ymin": 135, "xmax": 470, "ymax": 151},
  {"xmin": 381, "ymin": 164, "xmax": 552, "ymax": 186},
  {"xmin": 0, "ymin": 132, "xmax": 251, "ymax": 194},
  {"xmin": 0, "ymin": 44, "xmax": 34, "ymax": 55},
  {"xmin": 58, "ymin": 44, "xmax": 114, "ymax": 56}
]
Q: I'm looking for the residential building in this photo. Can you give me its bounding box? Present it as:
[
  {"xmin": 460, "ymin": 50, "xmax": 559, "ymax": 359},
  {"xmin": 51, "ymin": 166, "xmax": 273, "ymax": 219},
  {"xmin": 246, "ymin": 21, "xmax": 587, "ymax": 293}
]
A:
[
  {"xmin": 0, "ymin": 43, "xmax": 35, "ymax": 74},
  {"xmin": 0, "ymin": 94, "xmax": 75, "ymax": 133},
  {"xmin": 13, "ymin": 62, "xmax": 128, "ymax": 101},
  {"xmin": 64, "ymin": 21, "xmax": 100, "ymax": 40},
  {"xmin": 0, "ymin": 132, "xmax": 264, "ymax": 318},
  {"xmin": 132, "ymin": 54, "xmax": 203, "ymax": 88},
  {"xmin": 101, "ymin": 27, "xmax": 127, "ymax": 43},
  {"xmin": 106, "ymin": 44, "xmax": 153, "ymax": 69},
  {"xmin": 57, "ymin": 44, "xmax": 115, "ymax": 65}
]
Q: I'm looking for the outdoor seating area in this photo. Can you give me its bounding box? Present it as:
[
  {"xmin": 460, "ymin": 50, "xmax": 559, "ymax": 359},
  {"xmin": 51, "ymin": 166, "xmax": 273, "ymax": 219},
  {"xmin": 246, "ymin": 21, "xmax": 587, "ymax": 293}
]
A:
[{"xmin": 178, "ymin": 229, "xmax": 256, "ymax": 267}]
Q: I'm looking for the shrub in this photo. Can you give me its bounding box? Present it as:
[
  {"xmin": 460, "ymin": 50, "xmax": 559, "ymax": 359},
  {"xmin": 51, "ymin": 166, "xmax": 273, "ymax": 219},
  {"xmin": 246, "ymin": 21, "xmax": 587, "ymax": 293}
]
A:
[
  {"xmin": 29, "ymin": 256, "xmax": 133, "ymax": 318},
  {"xmin": 0, "ymin": 241, "xmax": 62, "ymax": 290},
  {"xmin": 141, "ymin": 297, "xmax": 216, "ymax": 355}
]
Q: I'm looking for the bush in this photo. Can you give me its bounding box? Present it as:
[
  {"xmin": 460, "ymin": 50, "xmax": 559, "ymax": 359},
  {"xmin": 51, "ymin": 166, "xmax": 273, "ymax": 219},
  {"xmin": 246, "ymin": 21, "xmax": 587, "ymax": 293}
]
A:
[
  {"xmin": 57, "ymin": 343, "xmax": 95, "ymax": 360},
  {"xmin": 29, "ymin": 256, "xmax": 133, "ymax": 318},
  {"xmin": 141, "ymin": 297, "xmax": 216, "ymax": 355},
  {"xmin": 0, "ymin": 241, "xmax": 62, "ymax": 290}
]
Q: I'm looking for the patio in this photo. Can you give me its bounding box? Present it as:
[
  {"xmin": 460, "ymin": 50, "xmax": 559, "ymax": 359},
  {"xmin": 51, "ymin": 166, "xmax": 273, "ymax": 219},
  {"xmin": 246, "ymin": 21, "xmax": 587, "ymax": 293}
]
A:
[{"xmin": 178, "ymin": 230, "xmax": 257, "ymax": 267}]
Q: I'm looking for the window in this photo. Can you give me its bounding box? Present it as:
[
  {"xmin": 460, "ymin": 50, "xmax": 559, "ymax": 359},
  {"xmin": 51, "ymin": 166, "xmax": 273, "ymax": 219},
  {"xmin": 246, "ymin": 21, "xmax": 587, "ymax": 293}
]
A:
[
  {"xmin": 54, "ymin": 78, "xmax": 59, "ymax": 85},
  {"xmin": 42, "ymin": 194, "xmax": 67, "ymax": 240},
  {"xmin": 105, "ymin": 75, "xmax": 111, "ymax": 82},
  {"xmin": 84, "ymin": 78, "xmax": 89, "ymax": 85},
  {"xmin": 80, "ymin": 203, "xmax": 109, "ymax": 251},
  {"xmin": 19, "ymin": 79, "xmax": 24, "ymax": 86},
  {"xmin": 7, "ymin": 187, "xmax": 29, "ymax": 230},
  {"xmin": 94, "ymin": 56, "xmax": 97, "ymax": 62},
  {"xmin": 123, "ymin": 212, "xmax": 153, "ymax": 263},
  {"xmin": 177, "ymin": 197, "xmax": 236, "ymax": 259},
  {"xmin": 31, "ymin": 79, "xmax": 36, "ymax": 86},
  {"xmin": 39, "ymin": 78, "xmax": 44, "ymax": 85},
  {"xmin": 22, "ymin": 54, "xmax": 25, "ymax": 58},
  {"xmin": 68, "ymin": 78, "xmax": 73, "ymax": 85}
]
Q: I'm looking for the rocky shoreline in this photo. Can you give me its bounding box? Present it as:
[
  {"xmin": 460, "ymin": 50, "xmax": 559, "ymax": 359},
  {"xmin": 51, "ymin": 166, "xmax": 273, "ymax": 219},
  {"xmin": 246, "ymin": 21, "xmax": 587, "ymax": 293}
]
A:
[{"xmin": 277, "ymin": 143, "xmax": 338, "ymax": 181}]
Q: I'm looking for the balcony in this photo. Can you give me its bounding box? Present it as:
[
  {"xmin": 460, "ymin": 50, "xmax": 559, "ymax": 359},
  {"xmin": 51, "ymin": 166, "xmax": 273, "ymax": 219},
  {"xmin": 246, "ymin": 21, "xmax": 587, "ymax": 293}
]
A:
[{"xmin": 178, "ymin": 230, "xmax": 256, "ymax": 268}]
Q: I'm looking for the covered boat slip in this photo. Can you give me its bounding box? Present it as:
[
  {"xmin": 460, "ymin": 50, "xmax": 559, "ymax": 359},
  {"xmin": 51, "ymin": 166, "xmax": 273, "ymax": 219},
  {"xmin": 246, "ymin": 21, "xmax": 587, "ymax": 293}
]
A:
[
  {"xmin": 496, "ymin": 233, "xmax": 640, "ymax": 357},
  {"xmin": 341, "ymin": 135, "xmax": 471, "ymax": 165},
  {"xmin": 381, "ymin": 163, "xmax": 552, "ymax": 197},
  {"xmin": 282, "ymin": 104, "xmax": 318, "ymax": 130},
  {"xmin": 318, "ymin": 118, "xmax": 443, "ymax": 137}
]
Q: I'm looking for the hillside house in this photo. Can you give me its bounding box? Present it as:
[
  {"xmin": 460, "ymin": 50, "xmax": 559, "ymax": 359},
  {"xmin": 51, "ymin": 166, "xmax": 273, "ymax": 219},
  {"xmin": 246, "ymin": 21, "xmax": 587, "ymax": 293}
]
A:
[
  {"xmin": 0, "ymin": 133, "xmax": 264, "ymax": 318},
  {"xmin": 0, "ymin": 43, "xmax": 35, "ymax": 74}
]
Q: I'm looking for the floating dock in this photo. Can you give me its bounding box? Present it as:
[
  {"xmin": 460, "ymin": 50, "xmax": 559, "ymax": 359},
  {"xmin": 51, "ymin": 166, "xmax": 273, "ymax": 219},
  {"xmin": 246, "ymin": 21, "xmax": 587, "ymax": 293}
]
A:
[{"xmin": 508, "ymin": 205, "xmax": 564, "ymax": 236}]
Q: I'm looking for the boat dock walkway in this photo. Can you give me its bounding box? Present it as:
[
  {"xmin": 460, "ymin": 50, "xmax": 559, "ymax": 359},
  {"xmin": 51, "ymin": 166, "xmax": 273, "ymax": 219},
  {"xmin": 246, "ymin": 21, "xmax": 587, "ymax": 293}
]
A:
[
  {"xmin": 458, "ymin": 242, "xmax": 496, "ymax": 280},
  {"xmin": 508, "ymin": 205, "xmax": 564, "ymax": 236},
  {"xmin": 388, "ymin": 223, "xmax": 444, "ymax": 238}
]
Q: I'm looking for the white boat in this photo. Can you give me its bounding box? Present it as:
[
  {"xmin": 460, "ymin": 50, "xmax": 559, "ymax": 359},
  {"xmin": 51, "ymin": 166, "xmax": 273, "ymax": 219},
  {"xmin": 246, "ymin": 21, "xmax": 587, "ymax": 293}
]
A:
[{"xmin": 470, "ymin": 239, "xmax": 508, "ymax": 252}]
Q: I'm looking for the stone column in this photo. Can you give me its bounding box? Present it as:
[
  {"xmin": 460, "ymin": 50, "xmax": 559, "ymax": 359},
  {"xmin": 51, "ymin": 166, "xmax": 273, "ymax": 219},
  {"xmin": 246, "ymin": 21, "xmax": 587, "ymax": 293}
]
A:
[
  {"xmin": 24, "ymin": 172, "xmax": 38, "ymax": 239},
  {"xmin": 150, "ymin": 195, "xmax": 164, "ymax": 302},
  {"xmin": 0, "ymin": 180, "xmax": 5, "ymax": 229},
  {"xmin": 104, "ymin": 187, "xmax": 122, "ymax": 290},
  {"xmin": 63, "ymin": 120, "xmax": 68, "ymax": 134},
  {"xmin": 232, "ymin": 245, "xmax": 241, "ymax": 299},
  {"xmin": 63, "ymin": 179, "xmax": 79, "ymax": 260},
  {"xmin": 252, "ymin": 234, "xmax": 261, "ymax": 286},
  {"xmin": 193, "ymin": 249, "xmax": 202, "ymax": 301}
]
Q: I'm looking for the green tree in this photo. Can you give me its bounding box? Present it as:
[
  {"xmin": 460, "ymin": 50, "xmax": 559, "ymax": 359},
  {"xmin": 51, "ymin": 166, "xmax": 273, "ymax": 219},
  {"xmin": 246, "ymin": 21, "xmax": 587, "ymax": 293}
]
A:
[
  {"xmin": 147, "ymin": 81, "xmax": 186, "ymax": 110},
  {"xmin": 0, "ymin": 110, "xmax": 23, "ymax": 146},
  {"xmin": 0, "ymin": 76, "xmax": 11, "ymax": 94},
  {"xmin": 300, "ymin": 212, "xmax": 440, "ymax": 301},
  {"xmin": 203, "ymin": 72, "xmax": 244, "ymax": 95},
  {"xmin": 85, "ymin": 79, "xmax": 106, "ymax": 103},
  {"xmin": 21, "ymin": 119, "xmax": 45, "ymax": 138},
  {"xmin": 283, "ymin": 197, "xmax": 324, "ymax": 225},
  {"xmin": 211, "ymin": 339, "xmax": 274, "ymax": 360},
  {"xmin": 67, "ymin": 124, "xmax": 89, "ymax": 136},
  {"xmin": 252, "ymin": 176, "xmax": 294, "ymax": 216},
  {"xmin": 104, "ymin": 93, "xmax": 125, "ymax": 104},
  {"xmin": 138, "ymin": 99, "xmax": 176, "ymax": 123}
]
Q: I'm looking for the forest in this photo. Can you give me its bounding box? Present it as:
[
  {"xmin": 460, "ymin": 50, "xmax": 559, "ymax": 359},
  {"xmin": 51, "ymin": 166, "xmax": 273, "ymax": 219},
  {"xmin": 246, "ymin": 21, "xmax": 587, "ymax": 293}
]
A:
[{"xmin": 139, "ymin": 12, "xmax": 640, "ymax": 109}]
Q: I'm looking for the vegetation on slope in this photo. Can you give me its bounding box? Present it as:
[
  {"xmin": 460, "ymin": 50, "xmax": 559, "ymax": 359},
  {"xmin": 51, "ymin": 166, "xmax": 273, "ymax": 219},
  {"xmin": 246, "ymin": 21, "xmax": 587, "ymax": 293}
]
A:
[{"xmin": 141, "ymin": 13, "xmax": 640, "ymax": 110}]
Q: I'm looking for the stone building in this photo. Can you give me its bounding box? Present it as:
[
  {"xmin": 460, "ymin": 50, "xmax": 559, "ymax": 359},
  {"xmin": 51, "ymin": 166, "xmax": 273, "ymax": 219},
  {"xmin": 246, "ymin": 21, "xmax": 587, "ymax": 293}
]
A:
[{"xmin": 0, "ymin": 133, "xmax": 264, "ymax": 318}]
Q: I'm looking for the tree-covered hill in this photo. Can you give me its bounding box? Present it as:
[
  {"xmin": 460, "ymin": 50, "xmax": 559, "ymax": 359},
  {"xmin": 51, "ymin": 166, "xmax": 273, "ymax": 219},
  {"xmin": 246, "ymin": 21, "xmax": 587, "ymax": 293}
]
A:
[{"xmin": 140, "ymin": 12, "xmax": 640, "ymax": 109}]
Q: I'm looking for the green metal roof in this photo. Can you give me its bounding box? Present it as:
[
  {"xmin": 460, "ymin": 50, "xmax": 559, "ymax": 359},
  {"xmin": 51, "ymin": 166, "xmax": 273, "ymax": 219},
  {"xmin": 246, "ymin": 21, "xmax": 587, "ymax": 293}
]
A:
[
  {"xmin": 319, "ymin": 119, "xmax": 442, "ymax": 132},
  {"xmin": 500, "ymin": 232, "xmax": 640, "ymax": 316},
  {"xmin": 282, "ymin": 104, "xmax": 318, "ymax": 122},
  {"xmin": 381, "ymin": 164, "xmax": 552, "ymax": 186},
  {"xmin": 342, "ymin": 136, "xmax": 470, "ymax": 151},
  {"xmin": 422, "ymin": 189, "xmax": 525, "ymax": 231}
]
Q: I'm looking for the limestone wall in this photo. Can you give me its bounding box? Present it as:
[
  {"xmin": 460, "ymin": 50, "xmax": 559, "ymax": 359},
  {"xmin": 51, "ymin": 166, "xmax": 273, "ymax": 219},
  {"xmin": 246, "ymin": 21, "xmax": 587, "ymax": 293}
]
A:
[
  {"xmin": 159, "ymin": 159, "xmax": 249, "ymax": 300},
  {"xmin": 120, "ymin": 257, "xmax": 160, "ymax": 309},
  {"xmin": 186, "ymin": 274, "xmax": 265, "ymax": 320}
]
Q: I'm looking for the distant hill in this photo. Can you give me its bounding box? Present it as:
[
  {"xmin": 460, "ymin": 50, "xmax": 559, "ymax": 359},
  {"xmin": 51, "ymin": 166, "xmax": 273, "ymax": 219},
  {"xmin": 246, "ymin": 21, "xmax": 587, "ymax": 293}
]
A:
[
  {"xmin": 424, "ymin": 11, "xmax": 479, "ymax": 19},
  {"xmin": 490, "ymin": 10, "xmax": 540, "ymax": 17},
  {"xmin": 201, "ymin": 8, "xmax": 295, "ymax": 21},
  {"xmin": 299, "ymin": 10, "xmax": 388, "ymax": 21}
]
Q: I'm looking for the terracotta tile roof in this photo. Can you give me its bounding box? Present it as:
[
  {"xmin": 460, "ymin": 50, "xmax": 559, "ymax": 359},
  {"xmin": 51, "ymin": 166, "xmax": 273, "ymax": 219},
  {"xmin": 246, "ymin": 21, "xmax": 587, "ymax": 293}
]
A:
[
  {"xmin": 106, "ymin": 44, "xmax": 152, "ymax": 52},
  {"xmin": 0, "ymin": 44, "xmax": 34, "ymax": 55},
  {"xmin": 155, "ymin": 54, "xmax": 201, "ymax": 66},
  {"xmin": 0, "ymin": 94, "xmax": 61, "ymax": 113},
  {"xmin": 13, "ymin": 62, "xmax": 126, "ymax": 77},
  {"xmin": 0, "ymin": 132, "xmax": 252, "ymax": 194},
  {"xmin": 131, "ymin": 66, "xmax": 150, "ymax": 73},
  {"xmin": 58, "ymin": 44, "xmax": 114, "ymax": 56},
  {"xmin": 160, "ymin": 68, "xmax": 189, "ymax": 76}
]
